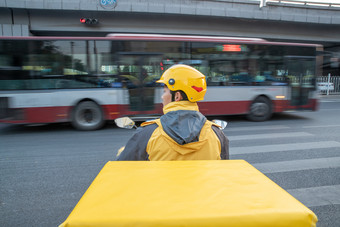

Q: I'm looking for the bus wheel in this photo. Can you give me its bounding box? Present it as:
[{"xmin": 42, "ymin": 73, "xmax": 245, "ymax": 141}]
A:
[
  {"xmin": 247, "ymin": 96, "xmax": 272, "ymax": 121},
  {"xmin": 71, "ymin": 101, "xmax": 104, "ymax": 130}
]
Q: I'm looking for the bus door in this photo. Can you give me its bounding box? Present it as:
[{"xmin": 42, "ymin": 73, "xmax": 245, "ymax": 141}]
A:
[
  {"xmin": 117, "ymin": 52, "xmax": 163, "ymax": 113},
  {"xmin": 285, "ymin": 56, "xmax": 316, "ymax": 107}
]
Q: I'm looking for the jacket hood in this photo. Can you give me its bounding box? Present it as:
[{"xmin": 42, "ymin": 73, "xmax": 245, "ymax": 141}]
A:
[{"xmin": 160, "ymin": 101, "xmax": 207, "ymax": 153}]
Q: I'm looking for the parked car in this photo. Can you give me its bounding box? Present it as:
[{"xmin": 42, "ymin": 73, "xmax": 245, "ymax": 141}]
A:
[{"xmin": 317, "ymin": 82, "xmax": 334, "ymax": 92}]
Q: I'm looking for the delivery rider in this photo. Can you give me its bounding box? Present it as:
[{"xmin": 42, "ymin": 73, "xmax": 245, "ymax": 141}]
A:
[{"xmin": 116, "ymin": 64, "xmax": 229, "ymax": 161}]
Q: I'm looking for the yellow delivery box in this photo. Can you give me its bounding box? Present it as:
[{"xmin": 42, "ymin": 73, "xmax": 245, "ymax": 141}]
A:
[{"xmin": 60, "ymin": 160, "xmax": 317, "ymax": 227}]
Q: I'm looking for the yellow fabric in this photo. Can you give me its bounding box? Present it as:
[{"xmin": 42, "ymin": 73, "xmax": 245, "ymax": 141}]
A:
[
  {"xmin": 142, "ymin": 101, "xmax": 221, "ymax": 161},
  {"xmin": 146, "ymin": 119, "xmax": 221, "ymax": 160},
  {"xmin": 156, "ymin": 64, "xmax": 207, "ymax": 102},
  {"xmin": 60, "ymin": 160, "xmax": 318, "ymax": 227}
]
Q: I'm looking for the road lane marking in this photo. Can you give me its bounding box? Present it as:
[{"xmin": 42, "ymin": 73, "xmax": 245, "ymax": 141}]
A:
[
  {"xmin": 319, "ymin": 108, "xmax": 340, "ymax": 111},
  {"xmin": 228, "ymin": 132, "xmax": 313, "ymax": 141},
  {"xmin": 303, "ymin": 125, "xmax": 340, "ymax": 128},
  {"xmin": 253, "ymin": 157, "xmax": 340, "ymax": 173},
  {"xmin": 230, "ymin": 141, "xmax": 340, "ymax": 155},
  {"xmin": 319, "ymin": 100, "xmax": 340, "ymax": 103},
  {"xmin": 287, "ymin": 185, "xmax": 340, "ymax": 207},
  {"xmin": 226, "ymin": 125, "xmax": 290, "ymax": 132}
]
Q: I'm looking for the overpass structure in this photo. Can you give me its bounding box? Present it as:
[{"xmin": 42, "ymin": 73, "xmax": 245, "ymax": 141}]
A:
[{"xmin": 0, "ymin": 0, "xmax": 340, "ymax": 74}]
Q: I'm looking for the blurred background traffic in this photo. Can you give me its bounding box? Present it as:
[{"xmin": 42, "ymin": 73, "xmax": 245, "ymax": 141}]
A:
[{"xmin": 1, "ymin": 1, "xmax": 340, "ymax": 227}]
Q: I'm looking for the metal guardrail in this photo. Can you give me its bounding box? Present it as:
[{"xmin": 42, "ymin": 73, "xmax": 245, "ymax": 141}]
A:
[
  {"xmin": 266, "ymin": 0, "xmax": 340, "ymax": 8},
  {"xmin": 240, "ymin": 0, "xmax": 340, "ymax": 8},
  {"xmin": 317, "ymin": 75, "xmax": 340, "ymax": 95}
]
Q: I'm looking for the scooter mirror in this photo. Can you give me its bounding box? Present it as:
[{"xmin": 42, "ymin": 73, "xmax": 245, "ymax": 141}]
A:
[
  {"xmin": 114, "ymin": 117, "xmax": 136, "ymax": 129},
  {"xmin": 212, "ymin": 119, "xmax": 228, "ymax": 130}
]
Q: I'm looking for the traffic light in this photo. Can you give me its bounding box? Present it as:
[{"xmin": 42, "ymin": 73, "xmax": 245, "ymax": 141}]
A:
[{"xmin": 80, "ymin": 18, "xmax": 99, "ymax": 25}]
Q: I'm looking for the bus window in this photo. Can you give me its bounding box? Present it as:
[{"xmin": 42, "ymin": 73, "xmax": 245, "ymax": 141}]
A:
[
  {"xmin": 285, "ymin": 56, "xmax": 316, "ymax": 106},
  {"xmin": 117, "ymin": 52, "xmax": 163, "ymax": 111}
]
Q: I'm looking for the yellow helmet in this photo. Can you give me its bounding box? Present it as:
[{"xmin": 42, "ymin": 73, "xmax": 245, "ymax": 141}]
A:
[{"xmin": 156, "ymin": 64, "xmax": 207, "ymax": 102}]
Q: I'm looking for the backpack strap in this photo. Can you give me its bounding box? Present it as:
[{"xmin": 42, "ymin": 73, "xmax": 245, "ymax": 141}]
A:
[{"xmin": 141, "ymin": 119, "xmax": 161, "ymax": 127}]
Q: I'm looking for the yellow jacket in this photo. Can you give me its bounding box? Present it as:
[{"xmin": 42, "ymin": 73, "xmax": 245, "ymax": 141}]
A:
[{"xmin": 117, "ymin": 101, "xmax": 229, "ymax": 161}]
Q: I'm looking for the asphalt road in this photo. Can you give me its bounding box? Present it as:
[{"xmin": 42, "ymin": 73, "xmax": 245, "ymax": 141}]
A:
[{"xmin": 1, "ymin": 96, "xmax": 340, "ymax": 227}]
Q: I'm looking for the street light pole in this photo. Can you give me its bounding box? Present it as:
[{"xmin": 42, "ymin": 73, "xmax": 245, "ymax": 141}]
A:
[
  {"xmin": 327, "ymin": 73, "xmax": 331, "ymax": 96},
  {"xmin": 260, "ymin": 0, "xmax": 267, "ymax": 8}
]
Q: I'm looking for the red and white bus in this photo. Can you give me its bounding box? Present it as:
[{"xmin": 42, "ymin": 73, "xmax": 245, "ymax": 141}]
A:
[{"xmin": 0, "ymin": 34, "xmax": 322, "ymax": 130}]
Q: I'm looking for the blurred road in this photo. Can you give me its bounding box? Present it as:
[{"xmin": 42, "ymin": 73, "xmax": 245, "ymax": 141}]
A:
[{"xmin": 1, "ymin": 96, "xmax": 340, "ymax": 227}]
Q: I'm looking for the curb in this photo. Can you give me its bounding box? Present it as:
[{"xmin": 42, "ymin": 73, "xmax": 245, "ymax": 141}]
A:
[{"xmin": 319, "ymin": 95, "xmax": 340, "ymax": 101}]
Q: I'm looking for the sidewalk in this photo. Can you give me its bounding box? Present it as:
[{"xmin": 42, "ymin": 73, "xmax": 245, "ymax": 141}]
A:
[{"xmin": 319, "ymin": 94, "xmax": 340, "ymax": 101}]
